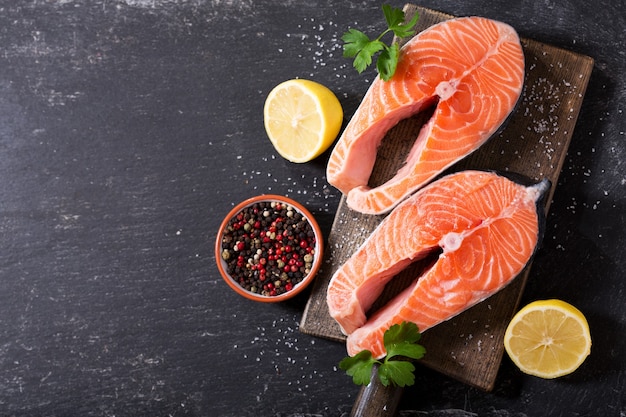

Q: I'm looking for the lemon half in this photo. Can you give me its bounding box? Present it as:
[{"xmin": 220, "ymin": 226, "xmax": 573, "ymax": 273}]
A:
[
  {"xmin": 504, "ymin": 299, "xmax": 592, "ymax": 379},
  {"xmin": 263, "ymin": 79, "xmax": 343, "ymax": 163}
]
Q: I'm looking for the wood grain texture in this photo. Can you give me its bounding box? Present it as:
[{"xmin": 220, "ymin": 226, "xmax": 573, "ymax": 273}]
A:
[{"xmin": 300, "ymin": 4, "xmax": 594, "ymax": 391}]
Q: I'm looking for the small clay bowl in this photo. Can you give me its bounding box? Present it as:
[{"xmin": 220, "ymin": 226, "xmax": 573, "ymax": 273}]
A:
[{"xmin": 215, "ymin": 194, "xmax": 323, "ymax": 303}]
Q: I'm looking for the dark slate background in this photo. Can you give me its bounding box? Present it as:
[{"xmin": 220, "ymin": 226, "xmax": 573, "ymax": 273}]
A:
[{"xmin": 0, "ymin": 1, "xmax": 623, "ymax": 416}]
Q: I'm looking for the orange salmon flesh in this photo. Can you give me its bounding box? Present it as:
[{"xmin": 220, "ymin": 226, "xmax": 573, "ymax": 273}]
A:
[
  {"xmin": 326, "ymin": 16, "xmax": 525, "ymax": 215},
  {"xmin": 326, "ymin": 170, "xmax": 548, "ymax": 359}
]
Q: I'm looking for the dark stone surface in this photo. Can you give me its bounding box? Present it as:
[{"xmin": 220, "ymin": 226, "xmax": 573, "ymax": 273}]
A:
[{"xmin": 0, "ymin": 1, "xmax": 623, "ymax": 416}]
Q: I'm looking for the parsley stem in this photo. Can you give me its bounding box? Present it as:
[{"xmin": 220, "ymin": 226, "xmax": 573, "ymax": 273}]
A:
[{"xmin": 375, "ymin": 28, "xmax": 393, "ymax": 43}]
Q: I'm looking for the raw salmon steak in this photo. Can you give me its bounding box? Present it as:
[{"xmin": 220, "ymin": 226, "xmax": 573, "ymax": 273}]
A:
[
  {"xmin": 326, "ymin": 170, "xmax": 548, "ymax": 358},
  {"xmin": 327, "ymin": 17, "xmax": 525, "ymax": 215}
]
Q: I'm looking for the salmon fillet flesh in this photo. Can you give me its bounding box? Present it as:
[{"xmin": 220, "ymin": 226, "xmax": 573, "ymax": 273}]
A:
[
  {"xmin": 326, "ymin": 170, "xmax": 549, "ymax": 359},
  {"xmin": 326, "ymin": 16, "xmax": 525, "ymax": 215}
]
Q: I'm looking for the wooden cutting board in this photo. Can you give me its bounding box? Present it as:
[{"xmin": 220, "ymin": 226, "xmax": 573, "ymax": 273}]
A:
[{"xmin": 300, "ymin": 4, "xmax": 594, "ymax": 391}]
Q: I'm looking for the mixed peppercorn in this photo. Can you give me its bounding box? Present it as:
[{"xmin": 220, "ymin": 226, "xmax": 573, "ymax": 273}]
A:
[{"xmin": 220, "ymin": 200, "xmax": 317, "ymax": 297}]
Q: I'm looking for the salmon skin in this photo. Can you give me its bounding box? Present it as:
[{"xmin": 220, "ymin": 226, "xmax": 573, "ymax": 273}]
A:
[
  {"xmin": 326, "ymin": 170, "xmax": 549, "ymax": 359},
  {"xmin": 326, "ymin": 17, "xmax": 525, "ymax": 215}
]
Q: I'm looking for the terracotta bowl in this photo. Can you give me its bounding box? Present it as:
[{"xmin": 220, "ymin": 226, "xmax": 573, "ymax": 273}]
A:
[{"xmin": 215, "ymin": 194, "xmax": 324, "ymax": 303}]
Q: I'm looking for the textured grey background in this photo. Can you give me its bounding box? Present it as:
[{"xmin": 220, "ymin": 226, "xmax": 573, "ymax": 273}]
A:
[{"xmin": 0, "ymin": 1, "xmax": 623, "ymax": 416}]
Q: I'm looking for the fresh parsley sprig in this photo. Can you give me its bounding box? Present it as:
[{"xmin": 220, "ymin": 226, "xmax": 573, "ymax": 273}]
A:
[
  {"xmin": 339, "ymin": 321, "xmax": 426, "ymax": 387},
  {"xmin": 342, "ymin": 5, "xmax": 420, "ymax": 81}
]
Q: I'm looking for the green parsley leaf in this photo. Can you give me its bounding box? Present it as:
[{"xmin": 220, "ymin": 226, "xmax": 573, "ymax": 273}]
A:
[
  {"xmin": 384, "ymin": 321, "xmax": 420, "ymax": 346},
  {"xmin": 339, "ymin": 349, "xmax": 377, "ymax": 386},
  {"xmin": 339, "ymin": 321, "xmax": 426, "ymax": 387},
  {"xmin": 378, "ymin": 360, "xmax": 416, "ymax": 387},
  {"xmin": 382, "ymin": 4, "xmax": 406, "ymax": 30},
  {"xmin": 376, "ymin": 43, "xmax": 399, "ymax": 81},
  {"xmin": 388, "ymin": 6, "xmax": 420, "ymax": 39},
  {"xmin": 341, "ymin": 29, "xmax": 371, "ymax": 58},
  {"xmin": 354, "ymin": 40, "xmax": 386, "ymax": 74},
  {"xmin": 342, "ymin": 5, "xmax": 419, "ymax": 81}
]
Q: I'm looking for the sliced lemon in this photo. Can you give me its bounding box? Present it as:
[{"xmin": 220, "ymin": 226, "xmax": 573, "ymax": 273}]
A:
[
  {"xmin": 263, "ymin": 79, "xmax": 343, "ymax": 163},
  {"xmin": 504, "ymin": 299, "xmax": 591, "ymax": 379}
]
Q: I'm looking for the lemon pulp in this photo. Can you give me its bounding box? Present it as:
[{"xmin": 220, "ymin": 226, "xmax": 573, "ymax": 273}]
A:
[
  {"xmin": 263, "ymin": 79, "xmax": 343, "ymax": 163},
  {"xmin": 504, "ymin": 299, "xmax": 591, "ymax": 379}
]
